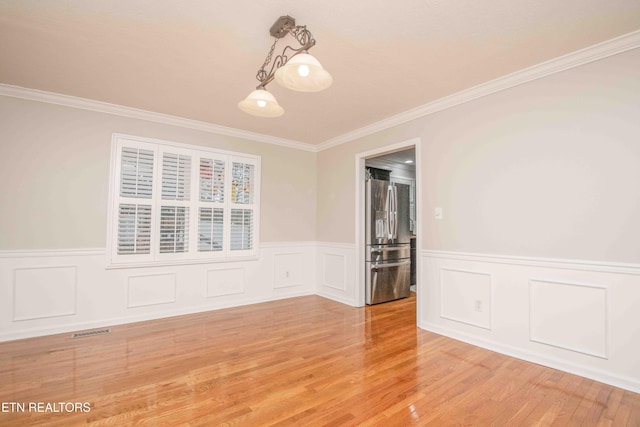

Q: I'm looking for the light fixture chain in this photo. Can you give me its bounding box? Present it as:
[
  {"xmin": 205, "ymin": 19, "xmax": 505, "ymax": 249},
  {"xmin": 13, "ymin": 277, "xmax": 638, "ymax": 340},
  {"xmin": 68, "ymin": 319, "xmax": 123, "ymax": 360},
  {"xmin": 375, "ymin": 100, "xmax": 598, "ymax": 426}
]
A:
[{"xmin": 256, "ymin": 37, "xmax": 280, "ymax": 84}]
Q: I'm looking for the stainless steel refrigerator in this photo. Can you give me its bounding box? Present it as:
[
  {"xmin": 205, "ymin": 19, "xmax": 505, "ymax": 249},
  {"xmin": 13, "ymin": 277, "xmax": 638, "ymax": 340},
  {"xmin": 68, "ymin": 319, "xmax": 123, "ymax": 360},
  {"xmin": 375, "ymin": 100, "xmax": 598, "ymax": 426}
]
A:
[{"xmin": 365, "ymin": 178, "xmax": 411, "ymax": 305}]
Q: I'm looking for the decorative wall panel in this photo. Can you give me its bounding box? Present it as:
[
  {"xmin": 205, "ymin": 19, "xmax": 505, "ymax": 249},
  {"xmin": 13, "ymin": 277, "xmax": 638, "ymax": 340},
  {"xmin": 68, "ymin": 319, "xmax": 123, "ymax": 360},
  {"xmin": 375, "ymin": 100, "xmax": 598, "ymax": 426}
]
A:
[
  {"xmin": 440, "ymin": 268, "xmax": 492, "ymax": 329},
  {"xmin": 206, "ymin": 267, "xmax": 244, "ymax": 297},
  {"xmin": 529, "ymin": 279, "xmax": 608, "ymax": 358},
  {"xmin": 127, "ymin": 273, "xmax": 176, "ymax": 308},
  {"xmin": 323, "ymin": 253, "xmax": 346, "ymax": 291},
  {"xmin": 13, "ymin": 266, "xmax": 77, "ymax": 321},
  {"xmin": 274, "ymin": 252, "xmax": 304, "ymax": 289}
]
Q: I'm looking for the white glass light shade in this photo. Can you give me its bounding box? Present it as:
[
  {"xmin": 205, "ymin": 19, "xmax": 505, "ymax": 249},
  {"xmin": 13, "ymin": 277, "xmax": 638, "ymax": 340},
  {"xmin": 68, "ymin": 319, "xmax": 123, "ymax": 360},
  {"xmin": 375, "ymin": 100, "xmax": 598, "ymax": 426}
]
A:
[
  {"xmin": 238, "ymin": 88, "xmax": 284, "ymax": 118},
  {"xmin": 274, "ymin": 53, "xmax": 332, "ymax": 92}
]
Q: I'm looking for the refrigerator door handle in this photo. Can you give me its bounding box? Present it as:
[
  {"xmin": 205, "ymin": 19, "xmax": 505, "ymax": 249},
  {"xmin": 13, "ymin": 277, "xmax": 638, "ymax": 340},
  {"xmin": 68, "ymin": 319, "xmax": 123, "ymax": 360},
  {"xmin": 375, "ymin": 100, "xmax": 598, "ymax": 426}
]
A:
[
  {"xmin": 385, "ymin": 184, "xmax": 393, "ymax": 239},
  {"xmin": 393, "ymin": 184, "xmax": 398, "ymax": 239},
  {"xmin": 371, "ymin": 260, "xmax": 410, "ymax": 269},
  {"xmin": 370, "ymin": 246, "xmax": 406, "ymax": 252}
]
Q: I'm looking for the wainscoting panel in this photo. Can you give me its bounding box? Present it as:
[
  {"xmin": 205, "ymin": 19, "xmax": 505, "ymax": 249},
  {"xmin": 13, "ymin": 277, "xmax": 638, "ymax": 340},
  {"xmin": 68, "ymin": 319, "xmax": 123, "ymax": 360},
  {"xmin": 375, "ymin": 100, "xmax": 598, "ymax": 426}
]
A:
[
  {"xmin": 273, "ymin": 252, "xmax": 305, "ymax": 289},
  {"xmin": 0, "ymin": 243, "xmax": 315, "ymax": 342},
  {"xmin": 206, "ymin": 267, "xmax": 244, "ymax": 297},
  {"xmin": 315, "ymin": 243, "xmax": 357, "ymax": 306},
  {"xmin": 127, "ymin": 273, "xmax": 177, "ymax": 308},
  {"xmin": 323, "ymin": 254, "xmax": 346, "ymax": 291},
  {"xmin": 421, "ymin": 250, "xmax": 640, "ymax": 393},
  {"xmin": 13, "ymin": 266, "xmax": 77, "ymax": 321},
  {"xmin": 529, "ymin": 279, "xmax": 607, "ymax": 358},
  {"xmin": 440, "ymin": 268, "xmax": 492, "ymax": 330}
]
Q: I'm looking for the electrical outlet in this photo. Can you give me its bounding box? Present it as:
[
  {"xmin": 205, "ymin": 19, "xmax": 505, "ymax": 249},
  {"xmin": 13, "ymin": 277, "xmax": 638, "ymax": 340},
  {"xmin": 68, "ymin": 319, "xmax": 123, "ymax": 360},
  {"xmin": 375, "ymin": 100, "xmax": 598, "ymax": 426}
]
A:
[
  {"xmin": 474, "ymin": 300, "xmax": 483, "ymax": 312},
  {"xmin": 435, "ymin": 207, "xmax": 443, "ymax": 220}
]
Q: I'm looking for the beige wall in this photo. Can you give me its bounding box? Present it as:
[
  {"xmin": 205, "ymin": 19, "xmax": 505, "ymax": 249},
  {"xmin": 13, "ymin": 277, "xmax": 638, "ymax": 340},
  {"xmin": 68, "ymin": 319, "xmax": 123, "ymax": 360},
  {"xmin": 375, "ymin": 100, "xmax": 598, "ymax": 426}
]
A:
[
  {"xmin": 0, "ymin": 97, "xmax": 317, "ymax": 249},
  {"xmin": 317, "ymin": 48, "xmax": 640, "ymax": 263},
  {"xmin": 2, "ymin": 49, "xmax": 639, "ymax": 263}
]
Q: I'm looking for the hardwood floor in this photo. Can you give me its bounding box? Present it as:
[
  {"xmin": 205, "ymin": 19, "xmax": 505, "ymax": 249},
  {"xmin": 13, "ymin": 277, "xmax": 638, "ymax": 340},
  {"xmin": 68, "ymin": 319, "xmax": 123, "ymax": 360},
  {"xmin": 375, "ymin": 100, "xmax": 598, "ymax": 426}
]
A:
[{"xmin": 0, "ymin": 293, "xmax": 638, "ymax": 426}]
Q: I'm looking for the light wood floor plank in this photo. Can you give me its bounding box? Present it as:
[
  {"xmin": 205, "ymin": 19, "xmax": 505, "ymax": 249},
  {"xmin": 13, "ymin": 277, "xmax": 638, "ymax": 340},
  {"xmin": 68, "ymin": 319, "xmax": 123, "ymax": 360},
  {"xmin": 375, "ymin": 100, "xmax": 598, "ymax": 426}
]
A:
[{"xmin": 0, "ymin": 293, "xmax": 638, "ymax": 426}]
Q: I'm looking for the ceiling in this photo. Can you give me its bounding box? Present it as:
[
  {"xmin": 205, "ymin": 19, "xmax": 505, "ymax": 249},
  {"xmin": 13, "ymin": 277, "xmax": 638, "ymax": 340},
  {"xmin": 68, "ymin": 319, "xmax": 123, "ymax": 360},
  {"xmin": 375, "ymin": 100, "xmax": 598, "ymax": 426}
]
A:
[{"xmin": 1, "ymin": 1, "xmax": 640, "ymax": 146}]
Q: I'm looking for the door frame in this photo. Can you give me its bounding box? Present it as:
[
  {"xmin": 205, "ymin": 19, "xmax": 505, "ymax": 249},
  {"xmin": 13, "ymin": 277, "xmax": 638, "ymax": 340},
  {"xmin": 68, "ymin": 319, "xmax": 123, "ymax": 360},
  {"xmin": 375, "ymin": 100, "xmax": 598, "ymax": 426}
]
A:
[{"xmin": 354, "ymin": 137, "xmax": 422, "ymax": 319}]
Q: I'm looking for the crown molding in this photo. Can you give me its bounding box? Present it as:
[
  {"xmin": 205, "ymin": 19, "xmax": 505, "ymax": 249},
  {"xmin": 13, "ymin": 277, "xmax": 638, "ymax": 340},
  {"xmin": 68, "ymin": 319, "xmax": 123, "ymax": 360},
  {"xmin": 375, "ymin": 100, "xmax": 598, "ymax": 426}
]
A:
[
  {"xmin": 2, "ymin": 30, "xmax": 638, "ymax": 154},
  {"xmin": 317, "ymin": 29, "xmax": 640, "ymax": 151},
  {"xmin": 0, "ymin": 84, "xmax": 318, "ymax": 152}
]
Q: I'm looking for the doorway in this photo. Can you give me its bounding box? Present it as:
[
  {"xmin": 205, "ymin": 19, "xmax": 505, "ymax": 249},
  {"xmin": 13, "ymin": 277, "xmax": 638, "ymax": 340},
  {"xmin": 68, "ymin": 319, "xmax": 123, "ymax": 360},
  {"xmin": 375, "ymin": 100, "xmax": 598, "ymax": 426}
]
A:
[{"xmin": 354, "ymin": 138, "xmax": 421, "ymax": 320}]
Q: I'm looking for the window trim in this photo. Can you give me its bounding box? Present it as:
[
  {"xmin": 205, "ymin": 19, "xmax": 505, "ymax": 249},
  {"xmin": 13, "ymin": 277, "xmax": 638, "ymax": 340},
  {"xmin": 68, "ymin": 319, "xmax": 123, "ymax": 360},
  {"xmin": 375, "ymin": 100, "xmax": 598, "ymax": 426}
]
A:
[{"xmin": 106, "ymin": 134, "xmax": 261, "ymax": 269}]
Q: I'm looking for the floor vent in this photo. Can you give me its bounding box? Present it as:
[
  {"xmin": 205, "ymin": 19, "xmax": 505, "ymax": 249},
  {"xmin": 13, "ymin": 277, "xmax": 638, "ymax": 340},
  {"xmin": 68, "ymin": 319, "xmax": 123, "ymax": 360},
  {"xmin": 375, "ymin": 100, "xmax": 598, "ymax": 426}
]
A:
[{"xmin": 71, "ymin": 328, "xmax": 112, "ymax": 339}]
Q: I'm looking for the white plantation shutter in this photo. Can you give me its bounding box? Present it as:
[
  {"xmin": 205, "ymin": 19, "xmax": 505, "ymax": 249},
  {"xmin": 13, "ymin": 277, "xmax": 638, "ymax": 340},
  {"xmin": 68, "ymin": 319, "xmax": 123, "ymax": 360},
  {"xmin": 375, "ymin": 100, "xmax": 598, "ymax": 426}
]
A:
[
  {"xmin": 108, "ymin": 135, "xmax": 260, "ymax": 266},
  {"xmin": 162, "ymin": 153, "xmax": 191, "ymax": 200},
  {"xmin": 120, "ymin": 148, "xmax": 154, "ymax": 198},
  {"xmin": 231, "ymin": 162, "xmax": 254, "ymax": 204},
  {"xmin": 230, "ymin": 209, "xmax": 253, "ymax": 251},
  {"xmin": 229, "ymin": 159, "xmax": 257, "ymax": 252},
  {"xmin": 198, "ymin": 207, "xmax": 224, "ymax": 252},
  {"xmin": 199, "ymin": 158, "xmax": 225, "ymax": 203},
  {"xmin": 115, "ymin": 145, "xmax": 155, "ymax": 257},
  {"xmin": 159, "ymin": 206, "xmax": 190, "ymax": 253},
  {"xmin": 159, "ymin": 151, "xmax": 192, "ymax": 255},
  {"xmin": 197, "ymin": 155, "xmax": 227, "ymax": 255},
  {"xmin": 117, "ymin": 204, "xmax": 152, "ymax": 254}
]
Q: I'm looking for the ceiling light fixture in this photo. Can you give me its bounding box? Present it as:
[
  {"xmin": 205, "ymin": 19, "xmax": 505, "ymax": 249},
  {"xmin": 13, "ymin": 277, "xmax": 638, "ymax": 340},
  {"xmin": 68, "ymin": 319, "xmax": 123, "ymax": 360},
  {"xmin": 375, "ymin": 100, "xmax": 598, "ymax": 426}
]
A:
[{"xmin": 238, "ymin": 15, "xmax": 332, "ymax": 118}]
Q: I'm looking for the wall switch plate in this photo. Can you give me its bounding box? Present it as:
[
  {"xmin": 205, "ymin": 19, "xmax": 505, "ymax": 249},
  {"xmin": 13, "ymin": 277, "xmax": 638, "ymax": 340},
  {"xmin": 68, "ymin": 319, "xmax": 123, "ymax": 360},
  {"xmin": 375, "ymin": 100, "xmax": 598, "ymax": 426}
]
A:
[{"xmin": 435, "ymin": 207, "xmax": 443, "ymax": 219}]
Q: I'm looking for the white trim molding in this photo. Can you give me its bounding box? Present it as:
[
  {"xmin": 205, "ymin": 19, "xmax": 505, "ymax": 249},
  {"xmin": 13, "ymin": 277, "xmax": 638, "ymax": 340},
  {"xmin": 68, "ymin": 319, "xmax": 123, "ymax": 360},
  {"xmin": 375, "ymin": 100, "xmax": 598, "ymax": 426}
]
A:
[
  {"xmin": 355, "ymin": 137, "xmax": 423, "ymax": 309},
  {"xmin": 423, "ymin": 250, "xmax": 640, "ymax": 275},
  {"xmin": 0, "ymin": 248, "xmax": 106, "ymax": 258}
]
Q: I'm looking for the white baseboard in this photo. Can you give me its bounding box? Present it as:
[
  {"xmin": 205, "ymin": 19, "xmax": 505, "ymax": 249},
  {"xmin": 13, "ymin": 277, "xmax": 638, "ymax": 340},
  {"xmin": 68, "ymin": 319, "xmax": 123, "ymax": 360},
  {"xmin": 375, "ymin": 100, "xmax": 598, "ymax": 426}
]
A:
[
  {"xmin": 315, "ymin": 290, "xmax": 357, "ymax": 307},
  {"xmin": 1, "ymin": 290, "xmax": 315, "ymax": 343},
  {"xmin": 420, "ymin": 320, "xmax": 640, "ymax": 394}
]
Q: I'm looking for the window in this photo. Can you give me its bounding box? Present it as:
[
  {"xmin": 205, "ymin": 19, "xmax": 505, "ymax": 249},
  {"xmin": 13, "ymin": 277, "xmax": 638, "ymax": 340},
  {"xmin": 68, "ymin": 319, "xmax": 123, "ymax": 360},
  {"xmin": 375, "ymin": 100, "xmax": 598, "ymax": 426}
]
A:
[{"xmin": 107, "ymin": 134, "xmax": 260, "ymax": 267}]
